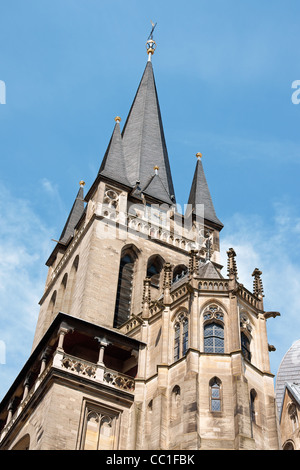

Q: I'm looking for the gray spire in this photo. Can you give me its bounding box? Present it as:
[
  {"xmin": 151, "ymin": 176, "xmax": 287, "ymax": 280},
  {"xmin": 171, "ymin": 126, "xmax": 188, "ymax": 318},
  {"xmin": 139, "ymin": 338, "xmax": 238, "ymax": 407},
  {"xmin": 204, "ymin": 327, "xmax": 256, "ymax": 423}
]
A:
[
  {"xmin": 98, "ymin": 117, "xmax": 131, "ymax": 187},
  {"xmin": 59, "ymin": 183, "xmax": 85, "ymax": 244},
  {"xmin": 187, "ymin": 156, "xmax": 223, "ymax": 228},
  {"xmin": 121, "ymin": 61, "xmax": 176, "ymax": 204}
]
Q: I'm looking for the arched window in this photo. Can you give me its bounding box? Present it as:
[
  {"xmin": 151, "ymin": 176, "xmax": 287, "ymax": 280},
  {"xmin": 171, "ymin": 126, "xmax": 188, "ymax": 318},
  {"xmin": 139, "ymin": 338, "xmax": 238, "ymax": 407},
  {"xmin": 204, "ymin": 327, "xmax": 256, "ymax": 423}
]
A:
[
  {"xmin": 250, "ymin": 389, "xmax": 257, "ymax": 424},
  {"xmin": 241, "ymin": 332, "xmax": 251, "ymax": 361},
  {"xmin": 204, "ymin": 322, "xmax": 224, "ymax": 353},
  {"xmin": 146, "ymin": 400, "xmax": 153, "ymax": 449},
  {"xmin": 172, "ymin": 265, "xmax": 188, "ymax": 283},
  {"xmin": 209, "ymin": 377, "xmax": 222, "ymax": 412},
  {"xmin": 82, "ymin": 409, "xmax": 117, "ymax": 450},
  {"xmin": 47, "ymin": 290, "xmax": 57, "ymax": 319},
  {"xmin": 56, "ymin": 273, "xmax": 68, "ymax": 313},
  {"xmin": 63, "ymin": 255, "xmax": 79, "ymax": 314},
  {"xmin": 114, "ymin": 253, "xmax": 135, "ymax": 328},
  {"xmin": 146, "ymin": 255, "xmax": 164, "ymax": 288},
  {"xmin": 182, "ymin": 318, "xmax": 188, "ymax": 356},
  {"xmin": 11, "ymin": 434, "xmax": 30, "ymax": 450},
  {"xmin": 283, "ymin": 440, "xmax": 295, "ymax": 450},
  {"xmin": 174, "ymin": 323, "xmax": 180, "ymax": 361},
  {"xmin": 171, "ymin": 385, "xmax": 181, "ymax": 420},
  {"xmin": 173, "ymin": 313, "xmax": 189, "ymax": 361},
  {"xmin": 288, "ymin": 403, "xmax": 298, "ymax": 432}
]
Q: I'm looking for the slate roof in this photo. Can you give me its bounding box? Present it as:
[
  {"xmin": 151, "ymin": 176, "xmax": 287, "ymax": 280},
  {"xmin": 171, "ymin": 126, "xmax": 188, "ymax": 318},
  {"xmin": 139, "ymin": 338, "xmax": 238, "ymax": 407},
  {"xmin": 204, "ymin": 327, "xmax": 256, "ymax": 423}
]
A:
[
  {"xmin": 121, "ymin": 61, "xmax": 175, "ymax": 204},
  {"xmin": 59, "ymin": 185, "xmax": 85, "ymax": 244},
  {"xmin": 198, "ymin": 260, "xmax": 223, "ymax": 279},
  {"xmin": 187, "ymin": 158, "xmax": 223, "ymax": 228},
  {"xmin": 98, "ymin": 120, "xmax": 131, "ymax": 187},
  {"xmin": 275, "ymin": 339, "xmax": 300, "ymax": 414},
  {"xmin": 96, "ymin": 60, "xmax": 176, "ymax": 205}
]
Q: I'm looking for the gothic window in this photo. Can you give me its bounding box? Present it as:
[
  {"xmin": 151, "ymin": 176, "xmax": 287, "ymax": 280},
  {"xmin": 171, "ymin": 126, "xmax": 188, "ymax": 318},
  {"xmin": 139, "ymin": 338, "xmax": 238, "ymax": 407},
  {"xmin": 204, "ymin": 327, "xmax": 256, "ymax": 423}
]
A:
[
  {"xmin": 283, "ymin": 440, "xmax": 295, "ymax": 450},
  {"xmin": 204, "ymin": 323, "xmax": 224, "ymax": 353},
  {"xmin": 174, "ymin": 323, "xmax": 180, "ymax": 361},
  {"xmin": 64, "ymin": 255, "xmax": 79, "ymax": 313},
  {"xmin": 172, "ymin": 264, "xmax": 188, "ymax": 283},
  {"xmin": 114, "ymin": 253, "xmax": 135, "ymax": 328},
  {"xmin": 240, "ymin": 312, "xmax": 252, "ymax": 362},
  {"xmin": 47, "ymin": 290, "xmax": 57, "ymax": 318},
  {"xmin": 147, "ymin": 255, "xmax": 164, "ymax": 288},
  {"xmin": 103, "ymin": 187, "xmax": 120, "ymax": 209},
  {"xmin": 250, "ymin": 389, "xmax": 257, "ymax": 424},
  {"xmin": 203, "ymin": 304, "xmax": 225, "ymax": 354},
  {"xmin": 146, "ymin": 400, "xmax": 153, "ymax": 449},
  {"xmin": 56, "ymin": 273, "xmax": 68, "ymax": 313},
  {"xmin": 209, "ymin": 377, "xmax": 222, "ymax": 412},
  {"xmin": 241, "ymin": 332, "xmax": 251, "ymax": 361},
  {"xmin": 171, "ymin": 385, "xmax": 181, "ymax": 420},
  {"xmin": 11, "ymin": 434, "xmax": 30, "ymax": 450},
  {"xmin": 81, "ymin": 406, "xmax": 119, "ymax": 450},
  {"xmin": 288, "ymin": 403, "xmax": 298, "ymax": 432},
  {"xmin": 173, "ymin": 313, "xmax": 189, "ymax": 361},
  {"xmin": 182, "ymin": 318, "xmax": 189, "ymax": 356}
]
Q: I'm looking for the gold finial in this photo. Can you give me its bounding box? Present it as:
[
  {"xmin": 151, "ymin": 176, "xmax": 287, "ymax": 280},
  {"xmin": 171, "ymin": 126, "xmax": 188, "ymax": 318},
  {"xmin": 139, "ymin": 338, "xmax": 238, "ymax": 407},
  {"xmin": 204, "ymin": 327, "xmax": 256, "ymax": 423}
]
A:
[
  {"xmin": 146, "ymin": 21, "xmax": 157, "ymax": 61},
  {"xmin": 79, "ymin": 180, "xmax": 85, "ymax": 187},
  {"xmin": 154, "ymin": 165, "xmax": 159, "ymax": 174},
  {"xmin": 115, "ymin": 116, "xmax": 121, "ymax": 123},
  {"xmin": 196, "ymin": 152, "xmax": 202, "ymax": 160}
]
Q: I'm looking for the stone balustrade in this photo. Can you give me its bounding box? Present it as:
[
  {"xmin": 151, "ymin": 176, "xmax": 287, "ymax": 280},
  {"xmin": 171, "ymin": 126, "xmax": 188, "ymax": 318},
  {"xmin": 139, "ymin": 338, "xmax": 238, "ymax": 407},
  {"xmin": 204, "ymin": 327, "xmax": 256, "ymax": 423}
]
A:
[{"xmin": 0, "ymin": 350, "xmax": 135, "ymax": 443}]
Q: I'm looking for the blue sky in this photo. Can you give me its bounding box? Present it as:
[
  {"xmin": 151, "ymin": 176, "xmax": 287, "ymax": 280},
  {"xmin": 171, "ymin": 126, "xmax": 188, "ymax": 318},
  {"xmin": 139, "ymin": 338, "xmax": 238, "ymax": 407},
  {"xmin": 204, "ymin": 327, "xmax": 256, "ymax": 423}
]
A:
[{"xmin": 1, "ymin": 0, "xmax": 300, "ymax": 399}]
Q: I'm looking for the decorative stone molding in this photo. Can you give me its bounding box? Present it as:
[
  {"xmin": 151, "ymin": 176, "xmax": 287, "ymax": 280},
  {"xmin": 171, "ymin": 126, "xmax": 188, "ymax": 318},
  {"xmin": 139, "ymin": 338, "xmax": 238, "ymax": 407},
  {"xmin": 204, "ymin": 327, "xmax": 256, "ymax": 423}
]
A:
[
  {"xmin": 203, "ymin": 304, "xmax": 224, "ymax": 323},
  {"xmin": 252, "ymin": 268, "xmax": 264, "ymax": 298},
  {"xmin": 240, "ymin": 312, "xmax": 252, "ymax": 334},
  {"xmin": 227, "ymin": 248, "xmax": 238, "ymax": 279}
]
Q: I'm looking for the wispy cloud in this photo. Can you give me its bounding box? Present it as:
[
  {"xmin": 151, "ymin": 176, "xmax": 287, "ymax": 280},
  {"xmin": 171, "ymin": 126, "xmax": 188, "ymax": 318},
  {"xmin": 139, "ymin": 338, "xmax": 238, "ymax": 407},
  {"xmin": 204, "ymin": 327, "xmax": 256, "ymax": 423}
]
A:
[
  {"xmin": 0, "ymin": 183, "xmax": 52, "ymax": 399},
  {"xmin": 220, "ymin": 201, "xmax": 300, "ymax": 376}
]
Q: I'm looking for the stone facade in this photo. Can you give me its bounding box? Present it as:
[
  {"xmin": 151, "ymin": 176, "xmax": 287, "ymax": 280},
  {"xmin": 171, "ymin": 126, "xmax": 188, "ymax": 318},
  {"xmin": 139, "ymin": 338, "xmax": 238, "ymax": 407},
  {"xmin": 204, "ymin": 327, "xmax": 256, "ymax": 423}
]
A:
[{"xmin": 0, "ymin": 45, "xmax": 281, "ymax": 450}]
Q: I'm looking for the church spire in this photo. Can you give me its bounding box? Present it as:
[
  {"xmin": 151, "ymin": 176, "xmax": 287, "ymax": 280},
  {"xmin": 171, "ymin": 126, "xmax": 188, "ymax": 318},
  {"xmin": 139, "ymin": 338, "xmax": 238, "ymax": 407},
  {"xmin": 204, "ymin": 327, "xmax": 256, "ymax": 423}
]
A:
[
  {"xmin": 59, "ymin": 181, "xmax": 85, "ymax": 244},
  {"xmin": 93, "ymin": 26, "xmax": 175, "ymax": 205},
  {"xmin": 98, "ymin": 116, "xmax": 131, "ymax": 187},
  {"xmin": 120, "ymin": 28, "xmax": 176, "ymax": 205},
  {"xmin": 187, "ymin": 153, "xmax": 223, "ymax": 228}
]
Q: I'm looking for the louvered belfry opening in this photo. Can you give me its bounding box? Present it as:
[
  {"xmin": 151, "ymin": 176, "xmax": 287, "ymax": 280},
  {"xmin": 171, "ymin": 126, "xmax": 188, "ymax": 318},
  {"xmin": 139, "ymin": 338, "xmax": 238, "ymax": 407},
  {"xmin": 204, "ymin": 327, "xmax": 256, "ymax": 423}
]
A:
[{"xmin": 113, "ymin": 254, "xmax": 135, "ymax": 328}]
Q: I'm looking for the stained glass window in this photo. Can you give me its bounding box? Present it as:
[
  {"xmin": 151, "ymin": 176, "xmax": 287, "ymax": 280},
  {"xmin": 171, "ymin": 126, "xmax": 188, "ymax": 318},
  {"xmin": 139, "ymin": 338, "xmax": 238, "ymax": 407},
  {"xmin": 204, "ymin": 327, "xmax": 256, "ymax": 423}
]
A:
[
  {"xmin": 241, "ymin": 332, "xmax": 251, "ymax": 361},
  {"xmin": 210, "ymin": 378, "xmax": 221, "ymax": 412},
  {"xmin": 204, "ymin": 322, "xmax": 224, "ymax": 353},
  {"xmin": 174, "ymin": 323, "xmax": 180, "ymax": 361}
]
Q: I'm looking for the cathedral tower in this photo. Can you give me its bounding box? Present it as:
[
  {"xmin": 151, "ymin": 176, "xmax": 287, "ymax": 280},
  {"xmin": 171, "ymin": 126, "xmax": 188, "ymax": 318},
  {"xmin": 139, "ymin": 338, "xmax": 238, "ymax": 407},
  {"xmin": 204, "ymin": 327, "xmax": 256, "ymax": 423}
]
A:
[{"xmin": 0, "ymin": 34, "xmax": 280, "ymax": 450}]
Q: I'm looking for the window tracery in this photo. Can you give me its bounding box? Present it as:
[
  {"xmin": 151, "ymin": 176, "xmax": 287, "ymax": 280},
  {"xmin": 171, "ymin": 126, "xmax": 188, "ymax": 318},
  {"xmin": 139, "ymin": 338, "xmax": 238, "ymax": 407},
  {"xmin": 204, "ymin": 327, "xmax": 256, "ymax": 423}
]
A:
[
  {"xmin": 203, "ymin": 304, "xmax": 225, "ymax": 354},
  {"xmin": 82, "ymin": 407, "xmax": 118, "ymax": 450},
  {"xmin": 209, "ymin": 377, "xmax": 222, "ymax": 412},
  {"xmin": 240, "ymin": 312, "xmax": 252, "ymax": 361},
  {"xmin": 173, "ymin": 312, "xmax": 189, "ymax": 361}
]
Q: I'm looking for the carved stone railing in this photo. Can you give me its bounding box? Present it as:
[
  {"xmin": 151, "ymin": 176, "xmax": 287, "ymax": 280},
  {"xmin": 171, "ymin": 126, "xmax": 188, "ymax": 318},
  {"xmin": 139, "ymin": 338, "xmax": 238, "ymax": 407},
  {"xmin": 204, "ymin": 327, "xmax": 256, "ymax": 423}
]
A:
[
  {"xmin": 61, "ymin": 354, "xmax": 97, "ymax": 379},
  {"xmin": 0, "ymin": 351, "xmax": 135, "ymax": 443},
  {"xmin": 171, "ymin": 284, "xmax": 188, "ymax": 303},
  {"xmin": 60, "ymin": 353, "xmax": 135, "ymax": 392},
  {"xmin": 198, "ymin": 279, "xmax": 229, "ymax": 292},
  {"xmin": 103, "ymin": 369, "xmax": 135, "ymax": 392},
  {"xmin": 237, "ymin": 285, "xmax": 259, "ymax": 309},
  {"xmin": 0, "ymin": 361, "xmax": 53, "ymax": 443},
  {"xmin": 127, "ymin": 215, "xmax": 198, "ymax": 252}
]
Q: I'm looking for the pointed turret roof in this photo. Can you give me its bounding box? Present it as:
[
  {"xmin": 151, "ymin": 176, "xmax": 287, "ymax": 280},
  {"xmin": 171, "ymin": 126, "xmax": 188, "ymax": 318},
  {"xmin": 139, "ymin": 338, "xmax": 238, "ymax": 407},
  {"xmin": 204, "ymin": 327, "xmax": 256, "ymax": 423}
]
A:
[
  {"xmin": 98, "ymin": 118, "xmax": 131, "ymax": 187},
  {"xmin": 198, "ymin": 260, "xmax": 223, "ymax": 279},
  {"xmin": 59, "ymin": 183, "xmax": 85, "ymax": 244},
  {"xmin": 187, "ymin": 155, "xmax": 223, "ymax": 228},
  {"xmin": 121, "ymin": 60, "xmax": 175, "ymax": 204}
]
